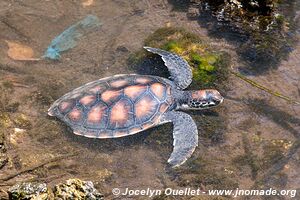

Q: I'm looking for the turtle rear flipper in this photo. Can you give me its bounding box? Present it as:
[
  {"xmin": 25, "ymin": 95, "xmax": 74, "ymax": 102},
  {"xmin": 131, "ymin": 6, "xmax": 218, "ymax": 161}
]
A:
[
  {"xmin": 144, "ymin": 47, "xmax": 192, "ymax": 90},
  {"xmin": 161, "ymin": 111, "xmax": 198, "ymax": 167}
]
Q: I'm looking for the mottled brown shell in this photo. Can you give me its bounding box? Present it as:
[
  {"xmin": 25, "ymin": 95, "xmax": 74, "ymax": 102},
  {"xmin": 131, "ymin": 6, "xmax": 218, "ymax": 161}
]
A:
[{"xmin": 48, "ymin": 74, "xmax": 174, "ymax": 138}]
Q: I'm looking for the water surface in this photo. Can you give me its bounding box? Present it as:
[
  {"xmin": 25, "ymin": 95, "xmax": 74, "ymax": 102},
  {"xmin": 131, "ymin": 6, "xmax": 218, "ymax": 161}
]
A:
[{"xmin": 0, "ymin": 0, "xmax": 299, "ymax": 199}]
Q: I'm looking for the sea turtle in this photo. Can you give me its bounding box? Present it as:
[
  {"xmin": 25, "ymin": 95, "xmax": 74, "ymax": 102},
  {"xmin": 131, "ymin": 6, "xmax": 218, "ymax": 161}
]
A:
[{"xmin": 48, "ymin": 47, "xmax": 224, "ymax": 167}]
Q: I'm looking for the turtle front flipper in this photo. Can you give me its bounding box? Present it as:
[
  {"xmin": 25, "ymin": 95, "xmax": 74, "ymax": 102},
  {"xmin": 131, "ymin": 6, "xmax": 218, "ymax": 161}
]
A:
[
  {"xmin": 144, "ymin": 47, "xmax": 192, "ymax": 90},
  {"xmin": 161, "ymin": 111, "xmax": 198, "ymax": 167}
]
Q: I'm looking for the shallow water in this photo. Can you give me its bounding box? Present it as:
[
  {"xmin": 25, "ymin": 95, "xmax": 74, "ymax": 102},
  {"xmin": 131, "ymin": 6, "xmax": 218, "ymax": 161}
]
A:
[{"xmin": 0, "ymin": 0, "xmax": 299, "ymax": 199}]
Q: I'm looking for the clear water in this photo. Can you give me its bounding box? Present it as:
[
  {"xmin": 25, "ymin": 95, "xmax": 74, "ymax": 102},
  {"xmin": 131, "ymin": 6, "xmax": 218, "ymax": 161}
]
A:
[{"xmin": 0, "ymin": 0, "xmax": 299, "ymax": 199}]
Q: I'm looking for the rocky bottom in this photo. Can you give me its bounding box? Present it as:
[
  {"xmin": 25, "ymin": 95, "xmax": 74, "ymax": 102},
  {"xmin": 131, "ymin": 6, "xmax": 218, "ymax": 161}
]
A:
[{"xmin": 8, "ymin": 179, "xmax": 104, "ymax": 200}]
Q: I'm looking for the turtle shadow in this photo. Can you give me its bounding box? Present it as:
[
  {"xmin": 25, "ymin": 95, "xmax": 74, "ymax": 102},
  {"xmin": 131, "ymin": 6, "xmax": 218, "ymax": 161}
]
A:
[
  {"xmin": 56, "ymin": 110, "xmax": 223, "ymax": 159},
  {"xmin": 55, "ymin": 119, "xmax": 173, "ymax": 156},
  {"xmin": 246, "ymin": 98, "xmax": 300, "ymax": 138},
  {"xmin": 187, "ymin": 109, "xmax": 227, "ymax": 145},
  {"xmin": 129, "ymin": 54, "xmax": 170, "ymax": 78},
  {"xmin": 189, "ymin": 109, "xmax": 221, "ymax": 117},
  {"xmin": 167, "ymin": 0, "xmax": 190, "ymax": 12},
  {"xmin": 60, "ymin": 123, "xmax": 154, "ymax": 154}
]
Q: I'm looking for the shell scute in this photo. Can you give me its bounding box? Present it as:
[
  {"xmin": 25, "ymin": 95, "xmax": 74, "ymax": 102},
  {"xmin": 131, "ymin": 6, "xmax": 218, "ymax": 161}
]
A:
[
  {"xmin": 109, "ymin": 79, "xmax": 129, "ymax": 88},
  {"xmin": 135, "ymin": 77, "xmax": 152, "ymax": 84},
  {"xmin": 79, "ymin": 94, "xmax": 96, "ymax": 106},
  {"xmin": 84, "ymin": 103, "xmax": 108, "ymax": 129},
  {"xmin": 159, "ymin": 102, "xmax": 169, "ymax": 113},
  {"xmin": 129, "ymin": 127, "xmax": 143, "ymax": 135},
  {"xmin": 58, "ymin": 99, "xmax": 76, "ymax": 114},
  {"xmin": 88, "ymin": 85, "xmax": 106, "ymax": 94},
  {"xmin": 113, "ymin": 130, "xmax": 129, "ymax": 138},
  {"xmin": 97, "ymin": 131, "xmax": 114, "ymax": 138},
  {"xmin": 124, "ymin": 85, "xmax": 147, "ymax": 100},
  {"xmin": 135, "ymin": 93, "xmax": 159, "ymax": 123},
  {"xmin": 66, "ymin": 107, "xmax": 84, "ymax": 125},
  {"xmin": 109, "ymin": 98, "xmax": 134, "ymax": 129},
  {"xmin": 101, "ymin": 89, "xmax": 122, "ymax": 104},
  {"xmin": 74, "ymin": 129, "xmax": 99, "ymax": 138},
  {"xmin": 150, "ymin": 83, "xmax": 166, "ymax": 101}
]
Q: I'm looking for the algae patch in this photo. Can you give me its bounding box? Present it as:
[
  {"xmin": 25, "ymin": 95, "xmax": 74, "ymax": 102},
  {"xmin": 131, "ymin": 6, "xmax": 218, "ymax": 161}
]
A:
[{"xmin": 129, "ymin": 27, "xmax": 230, "ymax": 91}]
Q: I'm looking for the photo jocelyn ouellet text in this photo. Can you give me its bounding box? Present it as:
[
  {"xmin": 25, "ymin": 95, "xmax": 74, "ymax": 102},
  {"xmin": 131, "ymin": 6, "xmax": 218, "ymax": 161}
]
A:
[{"xmin": 112, "ymin": 187, "xmax": 297, "ymax": 198}]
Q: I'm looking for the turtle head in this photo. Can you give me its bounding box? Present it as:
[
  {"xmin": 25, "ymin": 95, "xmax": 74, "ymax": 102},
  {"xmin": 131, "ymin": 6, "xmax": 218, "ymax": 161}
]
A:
[{"xmin": 179, "ymin": 89, "xmax": 224, "ymax": 110}]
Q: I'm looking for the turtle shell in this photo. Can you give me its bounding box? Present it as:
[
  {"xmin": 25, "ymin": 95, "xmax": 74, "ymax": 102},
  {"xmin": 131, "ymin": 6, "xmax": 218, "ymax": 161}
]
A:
[{"xmin": 48, "ymin": 74, "xmax": 174, "ymax": 138}]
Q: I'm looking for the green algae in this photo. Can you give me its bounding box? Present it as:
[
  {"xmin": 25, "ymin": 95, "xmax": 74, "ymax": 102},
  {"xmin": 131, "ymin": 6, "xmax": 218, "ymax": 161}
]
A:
[
  {"xmin": 144, "ymin": 27, "xmax": 201, "ymax": 48},
  {"xmin": 130, "ymin": 27, "xmax": 230, "ymax": 90}
]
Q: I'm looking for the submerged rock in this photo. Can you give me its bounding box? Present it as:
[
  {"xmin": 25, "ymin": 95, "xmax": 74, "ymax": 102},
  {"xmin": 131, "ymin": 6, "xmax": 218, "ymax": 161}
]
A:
[
  {"xmin": 54, "ymin": 179, "xmax": 104, "ymax": 200},
  {"xmin": 0, "ymin": 129, "xmax": 8, "ymax": 170},
  {"xmin": 178, "ymin": 0, "xmax": 299, "ymax": 73},
  {"xmin": 8, "ymin": 182, "xmax": 49, "ymax": 200},
  {"xmin": 196, "ymin": 0, "xmax": 282, "ymax": 30},
  {"xmin": 7, "ymin": 179, "xmax": 104, "ymax": 200},
  {"xmin": 0, "ymin": 115, "xmax": 9, "ymax": 170}
]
